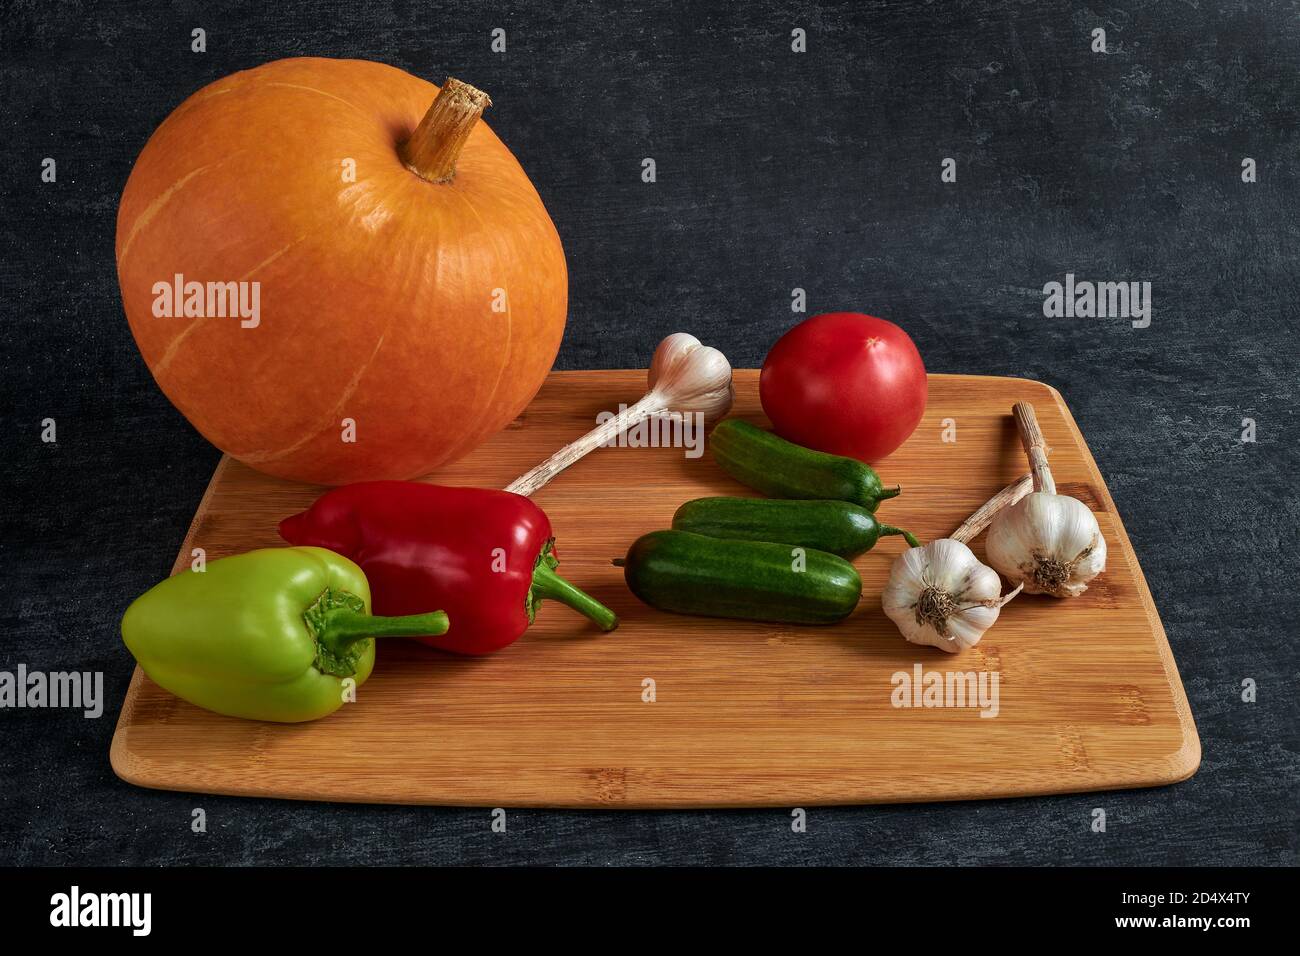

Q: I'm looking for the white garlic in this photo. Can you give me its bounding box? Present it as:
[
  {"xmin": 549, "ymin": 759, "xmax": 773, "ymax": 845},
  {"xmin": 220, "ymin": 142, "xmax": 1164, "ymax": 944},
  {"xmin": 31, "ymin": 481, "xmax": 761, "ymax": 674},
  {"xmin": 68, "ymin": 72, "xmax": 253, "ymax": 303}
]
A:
[
  {"xmin": 883, "ymin": 539, "xmax": 1023, "ymax": 653},
  {"xmin": 505, "ymin": 332, "xmax": 734, "ymax": 496},
  {"xmin": 985, "ymin": 402, "xmax": 1106, "ymax": 598},
  {"xmin": 881, "ymin": 474, "xmax": 1032, "ymax": 653},
  {"xmin": 645, "ymin": 332, "xmax": 736, "ymax": 427}
]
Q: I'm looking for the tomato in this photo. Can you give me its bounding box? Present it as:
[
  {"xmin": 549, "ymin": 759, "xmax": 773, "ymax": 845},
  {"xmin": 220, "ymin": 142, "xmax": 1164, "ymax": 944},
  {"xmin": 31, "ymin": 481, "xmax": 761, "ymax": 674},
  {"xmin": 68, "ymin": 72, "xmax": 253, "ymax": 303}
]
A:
[{"xmin": 759, "ymin": 312, "xmax": 927, "ymax": 463}]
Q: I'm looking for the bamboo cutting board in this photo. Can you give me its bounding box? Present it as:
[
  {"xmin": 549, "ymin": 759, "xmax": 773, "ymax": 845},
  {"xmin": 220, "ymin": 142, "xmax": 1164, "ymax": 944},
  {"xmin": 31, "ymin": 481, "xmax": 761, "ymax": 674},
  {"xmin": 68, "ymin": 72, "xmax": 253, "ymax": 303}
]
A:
[{"xmin": 110, "ymin": 372, "xmax": 1199, "ymax": 807}]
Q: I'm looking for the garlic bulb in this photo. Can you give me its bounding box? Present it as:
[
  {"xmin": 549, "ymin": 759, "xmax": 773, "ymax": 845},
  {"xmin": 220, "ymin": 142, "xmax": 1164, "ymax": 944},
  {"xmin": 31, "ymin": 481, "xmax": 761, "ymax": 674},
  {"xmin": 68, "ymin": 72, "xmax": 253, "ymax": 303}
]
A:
[
  {"xmin": 985, "ymin": 402, "xmax": 1106, "ymax": 598},
  {"xmin": 646, "ymin": 332, "xmax": 735, "ymax": 426},
  {"xmin": 505, "ymin": 332, "xmax": 734, "ymax": 496},
  {"xmin": 883, "ymin": 540, "xmax": 1021, "ymax": 652},
  {"xmin": 881, "ymin": 474, "xmax": 1031, "ymax": 653}
]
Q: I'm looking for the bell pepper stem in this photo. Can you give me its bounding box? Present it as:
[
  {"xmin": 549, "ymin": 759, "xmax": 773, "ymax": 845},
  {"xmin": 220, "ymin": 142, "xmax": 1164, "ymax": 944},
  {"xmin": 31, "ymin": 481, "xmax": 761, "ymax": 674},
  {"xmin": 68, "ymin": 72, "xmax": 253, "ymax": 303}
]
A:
[
  {"xmin": 531, "ymin": 561, "xmax": 619, "ymax": 632},
  {"xmin": 876, "ymin": 485, "xmax": 901, "ymax": 501},
  {"xmin": 317, "ymin": 607, "xmax": 450, "ymax": 657},
  {"xmin": 880, "ymin": 525, "xmax": 922, "ymax": 548}
]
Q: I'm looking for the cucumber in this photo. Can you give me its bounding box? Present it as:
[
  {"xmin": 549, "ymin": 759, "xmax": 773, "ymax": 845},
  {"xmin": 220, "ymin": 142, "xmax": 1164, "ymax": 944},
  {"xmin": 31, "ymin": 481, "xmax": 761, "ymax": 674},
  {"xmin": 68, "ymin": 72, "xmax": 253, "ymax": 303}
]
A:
[
  {"xmin": 709, "ymin": 418, "xmax": 900, "ymax": 513},
  {"xmin": 672, "ymin": 496, "xmax": 920, "ymax": 558},
  {"xmin": 617, "ymin": 530, "xmax": 861, "ymax": 625}
]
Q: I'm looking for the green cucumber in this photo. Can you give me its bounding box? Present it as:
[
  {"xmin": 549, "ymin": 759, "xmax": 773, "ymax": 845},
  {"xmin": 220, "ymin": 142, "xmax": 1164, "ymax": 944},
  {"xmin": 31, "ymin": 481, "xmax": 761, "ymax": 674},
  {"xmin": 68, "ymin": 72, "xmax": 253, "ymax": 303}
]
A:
[
  {"xmin": 710, "ymin": 418, "xmax": 900, "ymax": 513},
  {"xmin": 671, "ymin": 496, "xmax": 920, "ymax": 558},
  {"xmin": 616, "ymin": 530, "xmax": 861, "ymax": 625}
]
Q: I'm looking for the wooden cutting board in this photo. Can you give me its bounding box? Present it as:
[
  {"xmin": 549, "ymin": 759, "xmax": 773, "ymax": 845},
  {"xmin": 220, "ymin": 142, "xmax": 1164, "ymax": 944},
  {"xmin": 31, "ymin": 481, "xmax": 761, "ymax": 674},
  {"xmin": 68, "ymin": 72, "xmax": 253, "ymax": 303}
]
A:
[{"xmin": 110, "ymin": 371, "xmax": 1199, "ymax": 807}]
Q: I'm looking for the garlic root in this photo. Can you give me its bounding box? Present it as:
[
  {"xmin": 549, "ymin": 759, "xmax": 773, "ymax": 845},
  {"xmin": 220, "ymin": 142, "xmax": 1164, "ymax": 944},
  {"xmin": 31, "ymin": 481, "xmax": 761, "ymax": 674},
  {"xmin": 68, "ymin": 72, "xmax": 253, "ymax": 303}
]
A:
[{"xmin": 505, "ymin": 333, "xmax": 734, "ymax": 497}]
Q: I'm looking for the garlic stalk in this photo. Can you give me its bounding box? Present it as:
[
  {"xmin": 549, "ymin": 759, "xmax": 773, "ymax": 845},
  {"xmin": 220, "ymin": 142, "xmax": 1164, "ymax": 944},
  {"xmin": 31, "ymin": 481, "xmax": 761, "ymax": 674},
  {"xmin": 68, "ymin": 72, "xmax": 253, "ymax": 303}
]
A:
[
  {"xmin": 985, "ymin": 402, "xmax": 1106, "ymax": 598},
  {"xmin": 505, "ymin": 333, "xmax": 734, "ymax": 496},
  {"xmin": 882, "ymin": 474, "xmax": 1032, "ymax": 653}
]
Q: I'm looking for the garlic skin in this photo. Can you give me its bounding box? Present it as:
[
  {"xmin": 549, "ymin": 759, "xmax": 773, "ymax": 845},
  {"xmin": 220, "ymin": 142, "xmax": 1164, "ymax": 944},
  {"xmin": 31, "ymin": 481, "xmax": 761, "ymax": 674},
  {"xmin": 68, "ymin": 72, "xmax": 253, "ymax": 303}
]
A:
[
  {"xmin": 882, "ymin": 539, "xmax": 1019, "ymax": 653},
  {"xmin": 646, "ymin": 332, "xmax": 735, "ymax": 426},
  {"xmin": 986, "ymin": 493, "xmax": 1106, "ymax": 598}
]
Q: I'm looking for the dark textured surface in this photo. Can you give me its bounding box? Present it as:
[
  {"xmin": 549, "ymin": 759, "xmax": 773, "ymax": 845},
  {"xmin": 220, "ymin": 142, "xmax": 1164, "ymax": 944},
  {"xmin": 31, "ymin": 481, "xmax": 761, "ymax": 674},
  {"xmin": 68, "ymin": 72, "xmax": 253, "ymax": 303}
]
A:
[{"xmin": 1, "ymin": 0, "xmax": 1297, "ymax": 866}]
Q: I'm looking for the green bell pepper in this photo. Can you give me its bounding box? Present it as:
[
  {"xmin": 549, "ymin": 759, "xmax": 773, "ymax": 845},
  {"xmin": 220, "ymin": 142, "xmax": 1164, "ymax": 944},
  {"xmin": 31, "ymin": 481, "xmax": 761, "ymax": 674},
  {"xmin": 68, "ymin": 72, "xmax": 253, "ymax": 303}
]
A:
[{"xmin": 121, "ymin": 546, "xmax": 449, "ymax": 722}]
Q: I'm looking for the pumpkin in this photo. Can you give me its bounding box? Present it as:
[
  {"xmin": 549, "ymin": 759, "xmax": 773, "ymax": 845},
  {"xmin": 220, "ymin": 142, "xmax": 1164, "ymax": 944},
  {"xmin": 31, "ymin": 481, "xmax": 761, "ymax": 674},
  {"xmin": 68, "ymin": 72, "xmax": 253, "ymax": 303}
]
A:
[{"xmin": 116, "ymin": 58, "xmax": 566, "ymax": 484}]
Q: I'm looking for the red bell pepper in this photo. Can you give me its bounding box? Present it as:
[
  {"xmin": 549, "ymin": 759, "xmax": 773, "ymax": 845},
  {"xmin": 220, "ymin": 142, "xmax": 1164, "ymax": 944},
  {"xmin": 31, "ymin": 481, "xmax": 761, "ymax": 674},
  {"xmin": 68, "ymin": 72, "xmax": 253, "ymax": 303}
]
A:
[{"xmin": 278, "ymin": 481, "xmax": 618, "ymax": 655}]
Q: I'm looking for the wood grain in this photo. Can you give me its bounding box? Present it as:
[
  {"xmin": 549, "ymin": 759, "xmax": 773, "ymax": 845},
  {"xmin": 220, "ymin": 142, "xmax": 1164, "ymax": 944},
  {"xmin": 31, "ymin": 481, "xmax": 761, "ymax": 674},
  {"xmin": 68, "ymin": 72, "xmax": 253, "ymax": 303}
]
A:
[{"xmin": 110, "ymin": 372, "xmax": 1200, "ymax": 807}]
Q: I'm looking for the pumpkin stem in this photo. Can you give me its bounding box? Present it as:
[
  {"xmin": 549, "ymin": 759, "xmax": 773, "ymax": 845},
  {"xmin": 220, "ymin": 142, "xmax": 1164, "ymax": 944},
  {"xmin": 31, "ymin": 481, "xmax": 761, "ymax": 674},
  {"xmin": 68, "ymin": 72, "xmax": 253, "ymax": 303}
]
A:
[{"xmin": 400, "ymin": 77, "xmax": 491, "ymax": 184}]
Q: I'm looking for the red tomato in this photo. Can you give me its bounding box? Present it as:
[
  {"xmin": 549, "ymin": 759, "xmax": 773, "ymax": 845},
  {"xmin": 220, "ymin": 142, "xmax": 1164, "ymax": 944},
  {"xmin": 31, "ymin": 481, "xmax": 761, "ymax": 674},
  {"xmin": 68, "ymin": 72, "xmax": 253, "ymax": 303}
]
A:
[{"xmin": 759, "ymin": 312, "xmax": 927, "ymax": 462}]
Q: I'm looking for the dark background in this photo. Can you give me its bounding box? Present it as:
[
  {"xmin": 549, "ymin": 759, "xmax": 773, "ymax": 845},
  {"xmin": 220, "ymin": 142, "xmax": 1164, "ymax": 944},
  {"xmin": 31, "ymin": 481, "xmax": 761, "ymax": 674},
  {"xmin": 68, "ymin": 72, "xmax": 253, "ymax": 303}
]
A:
[{"xmin": 2, "ymin": 0, "xmax": 1297, "ymax": 865}]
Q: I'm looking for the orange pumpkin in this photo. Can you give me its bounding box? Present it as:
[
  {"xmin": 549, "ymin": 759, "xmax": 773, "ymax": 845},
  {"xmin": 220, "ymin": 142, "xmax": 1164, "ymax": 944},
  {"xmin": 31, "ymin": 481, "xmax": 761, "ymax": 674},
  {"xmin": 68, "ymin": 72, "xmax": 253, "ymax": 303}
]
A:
[{"xmin": 116, "ymin": 58, "xmax": 566, "ymax": 484}]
